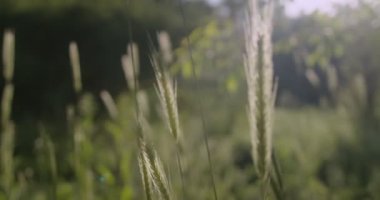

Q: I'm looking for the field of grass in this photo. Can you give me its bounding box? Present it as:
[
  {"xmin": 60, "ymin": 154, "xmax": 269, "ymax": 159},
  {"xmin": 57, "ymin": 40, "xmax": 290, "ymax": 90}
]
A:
[{"xmin": 2, "ymin": 0, "xmax": 380, "ymax": 199}]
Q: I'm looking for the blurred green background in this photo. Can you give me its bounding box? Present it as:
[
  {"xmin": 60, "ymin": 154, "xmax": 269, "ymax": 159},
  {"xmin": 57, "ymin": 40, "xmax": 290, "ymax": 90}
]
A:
[{"xmin": 1, "ymin": 0, "xmax": 380, "ymax": 199}]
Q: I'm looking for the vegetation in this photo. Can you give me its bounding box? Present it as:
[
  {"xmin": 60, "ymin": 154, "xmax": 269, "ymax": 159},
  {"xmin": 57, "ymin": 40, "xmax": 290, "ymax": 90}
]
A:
[{"xmin": 1, "ymin": 0, "xmax": 380, "ymax": 199}]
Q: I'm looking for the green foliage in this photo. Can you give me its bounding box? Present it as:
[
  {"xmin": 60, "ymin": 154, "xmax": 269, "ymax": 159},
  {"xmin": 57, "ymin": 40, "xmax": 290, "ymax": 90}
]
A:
[{"xmin": 173, "ymin": 20, "xmax": 243, "ymax": 93}]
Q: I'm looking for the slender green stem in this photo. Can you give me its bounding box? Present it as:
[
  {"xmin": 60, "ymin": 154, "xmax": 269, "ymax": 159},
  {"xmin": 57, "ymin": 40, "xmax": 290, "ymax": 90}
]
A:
[
  {"xmin": 270, "ymin": 175, "xmax": 283, "ymax": 200},
  {"xmin": 175, "ymin": 144, "xmax": 186, "ymax": 199},
  {"xmin": 272, "ymin": 151, "xmax": 283, "ymax": 192},
  {"xmin": 176, "ymin": 1, "xmax": 218, "ymax": 199}
]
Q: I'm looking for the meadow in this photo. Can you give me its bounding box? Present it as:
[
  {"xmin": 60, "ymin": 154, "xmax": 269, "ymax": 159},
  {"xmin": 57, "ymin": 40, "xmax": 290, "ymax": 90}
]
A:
[{"xmin": 1, "ymin": 0, "xmax": 380, "ymax": 199}]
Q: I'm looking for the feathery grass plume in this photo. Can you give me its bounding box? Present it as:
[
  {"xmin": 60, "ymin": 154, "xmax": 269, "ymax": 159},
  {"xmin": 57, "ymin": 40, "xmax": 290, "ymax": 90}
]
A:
[
  {"xmin": 153, "ymin": 31, "xmax": 186, "ymax": 197},
  {"xmin": 69, "ymin": 42, "xmax": 82, "ymax": 94},
  {"xmin": 122, "ymin": 43, "xmax": 139, "ymax": 91},
  {"xmin": 100, "ymin": 90, "xmax": 118, "ymax": 119},
  {"xmin": 244, "ymin": 0, "xmax": 277, "ymax": 198},
  {"xmin": 2, "ymin": 30, "xmax": 14, "ymax": 83},
  {"xmin": 149, "ymin": 152, "xmax": 172, "ymax": 200},
  {"xmin": 1, "ymin": 30, "xmax": 16, "ymax": 197},
  {"xmin": 153, "ymin": 55, "xmax": 181, "ymax": 143},
  {"xmin": 138, "ymin": 137, "xmax": 172, "ymax": 200},
  {"xmin": 154, "ymin": 31, "xmax": 182, "ymax": 143}
]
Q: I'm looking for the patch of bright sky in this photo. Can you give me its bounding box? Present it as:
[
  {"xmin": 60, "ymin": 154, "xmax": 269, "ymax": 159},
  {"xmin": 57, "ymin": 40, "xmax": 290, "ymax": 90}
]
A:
[
  {"xmin": 207, "ymin": 0, "xmax": 357, "ymax": 17},
  {"xmin": 286, "ymin": 0, "xmax": 356, "ymax": 17}
]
